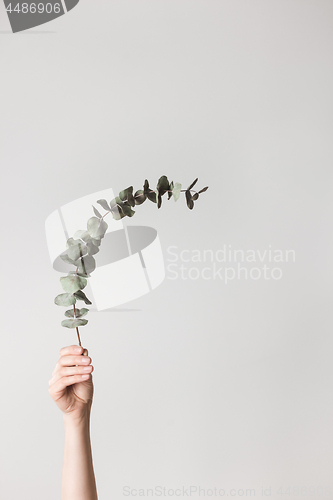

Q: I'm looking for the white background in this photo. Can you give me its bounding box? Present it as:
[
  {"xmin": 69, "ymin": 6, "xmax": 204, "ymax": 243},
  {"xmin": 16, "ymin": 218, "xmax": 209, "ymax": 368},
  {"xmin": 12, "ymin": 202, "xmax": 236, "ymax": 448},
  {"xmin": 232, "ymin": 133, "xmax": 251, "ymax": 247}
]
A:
[{"xmin": 0, "ymin": 1, "xmax": 332, "ymax": 499}]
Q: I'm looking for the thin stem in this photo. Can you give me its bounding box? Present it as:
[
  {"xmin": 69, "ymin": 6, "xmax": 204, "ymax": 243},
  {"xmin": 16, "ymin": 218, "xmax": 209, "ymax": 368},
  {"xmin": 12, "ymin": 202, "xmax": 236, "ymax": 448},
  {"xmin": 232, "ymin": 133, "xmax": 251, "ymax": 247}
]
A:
[
  {"xmin": 73, "ymin": 304, "xmax": 82, "ymax": 347},
  {"xmin": 76, "ymin": 327, "xmax": 82, "ymax": 347}
]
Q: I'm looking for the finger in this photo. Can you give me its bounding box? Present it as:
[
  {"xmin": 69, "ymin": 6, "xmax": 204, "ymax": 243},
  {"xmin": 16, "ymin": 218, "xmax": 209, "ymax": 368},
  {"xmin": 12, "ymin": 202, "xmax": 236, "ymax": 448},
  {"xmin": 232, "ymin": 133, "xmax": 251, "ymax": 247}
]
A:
[
  {"xmin": 49, "ymin": 364, "xmax": 94, "ymax": 386},
  {"xmin": 58, "ymin": 355, "xmax": 91, "ymax": 368},
  {"xmin": 52, "ymin": 355, "xmax": 91, "ymax": 376},
  {"xmin": 59, "ymin": 345, "xmax": 84, "ymax": 357},
  {"xmin": 49, "ymin": 373, "xmax": 91, "ymax": 396}
]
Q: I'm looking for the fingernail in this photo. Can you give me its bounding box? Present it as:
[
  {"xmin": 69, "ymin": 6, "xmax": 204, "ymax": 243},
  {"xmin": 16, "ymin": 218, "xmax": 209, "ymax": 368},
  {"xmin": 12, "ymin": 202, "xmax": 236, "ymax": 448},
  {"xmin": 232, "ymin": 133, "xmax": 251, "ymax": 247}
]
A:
[
  {"xmin": 82, "ymin": 374, "xmax": 89, "ymax": 379},
  {"xmin": 83, "ymin": 366, "xmax": 92, "ymax": 372},
  {"xmin": 82, "ymin": 357, "xmax": 90, "ymax": 363},
  {"xmin": 75, "ymin": 346, "xmax": 82, "ymax": 353}
]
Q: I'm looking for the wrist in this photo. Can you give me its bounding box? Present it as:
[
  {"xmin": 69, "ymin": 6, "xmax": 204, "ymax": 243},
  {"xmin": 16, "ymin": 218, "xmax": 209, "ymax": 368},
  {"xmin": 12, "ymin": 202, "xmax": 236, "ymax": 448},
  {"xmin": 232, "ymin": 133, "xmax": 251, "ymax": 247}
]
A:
[{"xmin": 63, "ymin": 405, "xmax": 92, "ymax": 428}]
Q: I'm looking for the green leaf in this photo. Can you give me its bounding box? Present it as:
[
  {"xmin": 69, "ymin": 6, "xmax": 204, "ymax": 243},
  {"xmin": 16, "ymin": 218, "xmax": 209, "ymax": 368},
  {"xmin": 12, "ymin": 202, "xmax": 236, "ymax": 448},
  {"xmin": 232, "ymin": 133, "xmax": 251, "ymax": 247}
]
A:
[
  {"xmin": 54, "ymin": 293, "xmax": 76, "ymax": 307},
  {"xmin": 73, "ymin": 230, "xmax": 90, "ymax": 242},
  {"xmin": 60, "ymin": 253, "xmax": 76, "ymax": 266},
  {"xmin": 67, "ymin": 242, "xmax": 87, "ymax": 262},
  {"xmin": 191, "ymin": 192, "xmax": 199, "ymax": 201},
  {"xmin": 134, "ymin": 189, "xmax": 146, "ymax": 205},
  {"xmin": 86, "ymin": 240, "xmax": 99, "ymax": 256},
  {"xmin": 198, "ymin": 186, "xmax": 209, "ymax": 194},
  {"xmin": 111, "ymin": 205, "xmax": 126, "ymax": 220},
  {"xmin": 156, "ymin": 189, "xmax": 162, "ymax": 209},
  {"xmin": 157, "ymin": 175, "xmax": 170, "ymax": 195},
  {"xmin": 143, "ymin": 179, "xmax": 149, "ymax": 195},
  {"xmin": 119, "ymin": 187, "xmax": 135, "ymax": 207},
  {"xmin": 74, "ymin": 290, "xmax": 92, "ymax": 305},
  {"xmin": 76, "ymin": 308, "xmax": 89, "ymax": 318},
  {"xmin": 110, "ymin": 196, "xmax": 122, "ymax": 209},
  {"xmin": 91, "ymin": 237, "xmax": 101, "ymax": 247},
  {"xmin": 60, "ymin": 275, "xmax": 87, "ymax": 293},
  {"xmin": 185, "ymin": 189, "xmax": 194, "ymax": 209},
  {"xmin": 92, "ymin": 205, "xmax": 102, "ymax": 218},
  {"xmin": 75, "ymin": 255, "xmax": 96, "ymax": 274},
  {"xmin": 61, "ymin": 318, "xmax": 88, "ymax": 329},
  {"xmin": 97, "ymin": 199, "xmax": 111, "ymax": 212},
  {"xmin": 66, "ymin": 237, "xmax": 76, "ymax": 248},
  {"xmin": 64, "ymin": 307, "xmax": 89, "ymax": 318},
  {"xmin": 172, "ymin": 182, "xmax": 182, "ymax": 201},
  {"xmin": 64, "ymin": 308, "xmax": 75, "ymax": 318},
  {"xmin": 168, "ymin": 181, "xmax": 174, "ymax": 200},
  {"xmin": 187, "ymin": 178, "xmax": 198, "ymax": 190},
  {"xmin": 147, "ymin": 190, "xmax": 157, "ymax": 203},
  {"xmin": 119, "ymin": 201, "xmax": 135, "ymax": 217},
  {"xmin": 87, "ymin": 217, "xmax": 108, "ymax": 239}
]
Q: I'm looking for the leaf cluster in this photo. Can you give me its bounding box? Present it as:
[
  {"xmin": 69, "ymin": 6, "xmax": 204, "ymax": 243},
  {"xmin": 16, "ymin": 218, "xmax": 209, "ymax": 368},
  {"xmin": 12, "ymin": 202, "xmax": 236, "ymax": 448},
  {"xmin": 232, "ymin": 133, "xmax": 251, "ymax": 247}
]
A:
[
  {"xmin": 54, "ymin": 176, "xmax": 208, "ymax": 335},
  {"xmin": 95, "ymin": 176, "xmax": 208, "ymax": 217}
]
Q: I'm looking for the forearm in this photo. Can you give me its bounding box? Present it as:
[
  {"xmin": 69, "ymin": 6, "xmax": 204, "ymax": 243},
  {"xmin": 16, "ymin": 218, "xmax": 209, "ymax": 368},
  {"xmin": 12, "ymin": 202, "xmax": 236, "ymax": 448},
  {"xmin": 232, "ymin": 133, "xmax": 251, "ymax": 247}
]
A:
[{"xmin": 62, "ymin": 408, "xmax": 98, "ymax": 500}]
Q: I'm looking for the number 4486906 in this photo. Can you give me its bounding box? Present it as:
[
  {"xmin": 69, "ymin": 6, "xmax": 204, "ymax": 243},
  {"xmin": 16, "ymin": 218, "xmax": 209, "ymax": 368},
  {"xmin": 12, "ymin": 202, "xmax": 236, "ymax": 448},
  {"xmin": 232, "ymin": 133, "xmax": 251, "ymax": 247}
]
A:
[{"xmin": 6, "ymin": 3, "xmax": 61, "ymax": 14}]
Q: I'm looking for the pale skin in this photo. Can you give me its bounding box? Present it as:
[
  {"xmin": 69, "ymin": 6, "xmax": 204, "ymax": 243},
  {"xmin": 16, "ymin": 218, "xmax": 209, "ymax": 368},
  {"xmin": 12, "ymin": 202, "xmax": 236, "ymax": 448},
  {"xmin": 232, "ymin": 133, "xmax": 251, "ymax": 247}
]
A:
[{"xmin": 49, "ymin": 345, "xmax": 98, "ymax": 500}]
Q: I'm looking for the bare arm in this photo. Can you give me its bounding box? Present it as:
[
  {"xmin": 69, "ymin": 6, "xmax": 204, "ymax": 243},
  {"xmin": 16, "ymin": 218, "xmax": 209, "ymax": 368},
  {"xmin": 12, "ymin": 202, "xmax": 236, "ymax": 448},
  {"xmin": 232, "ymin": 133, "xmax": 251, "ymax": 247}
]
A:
[{"xmin": 49, "ymin": 345, "xmax": 98, "ymax": 500}]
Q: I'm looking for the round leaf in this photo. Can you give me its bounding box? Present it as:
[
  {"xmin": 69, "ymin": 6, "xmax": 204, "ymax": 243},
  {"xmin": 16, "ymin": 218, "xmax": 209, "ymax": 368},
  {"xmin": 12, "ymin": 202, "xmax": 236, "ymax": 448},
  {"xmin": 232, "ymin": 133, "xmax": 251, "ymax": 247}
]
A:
[
  {"xmin": 60, "ymin": 275, "xmax": 87, "ymax": 293},
  {"xmin": 156, "ymin": 189, "xmax": 162, "ymax": 209},
  {"xmin": 67, "ymin": 242, "xmax": 87, "ymax": 261},
  {"xmin": 120, "ymin": 202, "xmax": 135, "ymax": 217},
  {"xmin": 87, "ymin": 240, "xmax": 99, "ymax": 256},
  {"xmin": 75, "ymin": 255, "xmax": 96, "ymax": 274},
  {"xmin": 61, "ymin": 318, "xmax": 88, "ymax": 329},
  {"xmin": 87, "ymin": 217, "xmax": 108, "ymax": 239},
  {"xmin": 168, "ymin": 181, "xmax": 174, "ymax": 200},
  {"xmin": 119, "ymin": 187, "xmax": 135, "ymax": 207},
  {"xmin": 64, "ymin": 309, "xmax": 75, "ymax": 318},
  {"xmin": 74, "ymin": 290, "xmax": 92, "ymax": 305},
  {"xmin": 76, "ymin": 308, "xmax": 89, "ymax": 318},
  {"xmin": 185, "ymin": 189, "xmax": 194, "ymax": 209},
  {"xmin": 172, "ymin": 182, "xmax": 182, "ymax": 201},
  {"xmin": 147, "ymin": 191, "xmax": 157, "ymax": 203},
  {"xmin": 134, "ymin": 190, "xmax": 146, "ymax": 205},
  {"xmin": 157, "ymin": 175, "xmax": 170, "ymax": 195},
  {"xmin": 97, "ymin": 199, "xmax": 111, "ymax": 212},
  {"xmin": 64, "ymin": 307, "xmax": 89, "ymax": 318},
  {"xmin": 60, "ymin": 253, "xmax": 76, "ymax": 266},
  {"xmin": 111, "ymin": 205, "xmax": 126, "ymax": 220},
  {"xmin": 73, "ymin": 230, "xmax": 91, "ymax": 242},
  {"xmin": 54, "ymin": 293, "xmax": 76, "ymax": 307}
]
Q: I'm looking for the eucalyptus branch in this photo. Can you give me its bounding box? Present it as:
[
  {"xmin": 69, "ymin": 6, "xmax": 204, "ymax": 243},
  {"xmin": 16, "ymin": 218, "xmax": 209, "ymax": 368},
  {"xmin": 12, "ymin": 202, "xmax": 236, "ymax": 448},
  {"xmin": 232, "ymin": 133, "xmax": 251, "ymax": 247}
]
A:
[{"xmin": 54, "ymin": 176, "xmax": 208, "ymax": 344}]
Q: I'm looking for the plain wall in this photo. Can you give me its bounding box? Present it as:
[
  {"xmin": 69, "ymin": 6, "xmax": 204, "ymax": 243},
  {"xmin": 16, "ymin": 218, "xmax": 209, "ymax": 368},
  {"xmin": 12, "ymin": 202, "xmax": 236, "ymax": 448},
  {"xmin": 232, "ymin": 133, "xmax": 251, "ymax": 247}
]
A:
[{"xmin": 0, "ymin": 1, "xmax": 332, "ymax": 499}]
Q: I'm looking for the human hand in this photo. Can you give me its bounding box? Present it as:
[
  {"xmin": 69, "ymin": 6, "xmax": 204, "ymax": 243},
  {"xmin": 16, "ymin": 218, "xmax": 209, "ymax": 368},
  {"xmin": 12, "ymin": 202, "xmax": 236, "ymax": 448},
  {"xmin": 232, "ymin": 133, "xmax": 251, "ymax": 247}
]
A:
[{"xmin": 49, "ymin": 345, "xmax": 94, "ymax": 421}]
